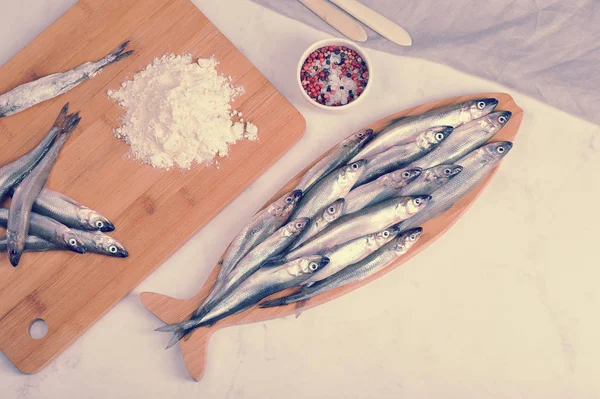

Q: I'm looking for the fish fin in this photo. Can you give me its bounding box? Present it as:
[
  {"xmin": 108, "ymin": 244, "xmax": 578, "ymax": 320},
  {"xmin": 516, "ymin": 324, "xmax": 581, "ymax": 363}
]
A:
[
  {"xmin": 165, "ymin": 329, "xmax": 187, "ymax": 349},
  {"xmin": 52, "ymin": 103, "xmax": 69, "ymax": 129},
  {"xmin": 103, "ymin": 40, "xmax": 133, "ymax": 66},
  {"xmin": 261, "ymin": 255, "xmax": 286, "ymax": 268},
  {"xmin": 294, "ymin": 299, "xmax": 309, "ymax": 318},
  {"xmin": 259, "ymin": 297, "xmax": 289, "ymax": 308},
  {"xmin": 61, "ymin": 113, "xmax": 81, "ymax": 134}
]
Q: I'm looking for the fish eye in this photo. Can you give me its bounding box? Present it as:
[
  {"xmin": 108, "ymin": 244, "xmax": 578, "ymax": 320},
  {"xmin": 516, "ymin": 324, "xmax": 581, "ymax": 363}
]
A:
[
  {"xmin": 414, "ymin": 198, "xmax": 422, "ymax": 205},
  {"xmin": 410, "ymin": 234, "xmax": 416, "ymax": 241},
  {"xmin": 444, "ymin": 168, "xmax": 452, "ymax": 175},
  {"xmin": 285, "ymin": 197, "xmax": 293, "ymax": 203},
  {"xmin": 357, "ymin": 132, "xmax": 364, "ymax": 138},
  {"xmin": 296, "ymin": 222, "xmax": 304, "ymax": 228},
  {"xmin": 477, "ymin": 101, "xmax": 486, "ymax": 109},
  {"xmin": 309, "ymin": 262, "xmax": 318, "ymax": 271},
  {"xmin": 109, "ymin": 245, "xmax": 118, "ymax": 254},
  {"xmin": 382, "ymin": 231, "xmax": 390, "ymax": 238},
  {"xmin": 328, "ymin": 206, "xmax": 336, "ymax": 213},
  {"xmin": 351, "ymin": 163, "xmax": 359, "ymax": 170},
  {"xmin": 497, "ymin": 146, "xmax": 505, "ymax": 154},
  {"xmin": 95, "ymin": 220, "xmax": 104, "ymax": 228},
  {"xmin": 435, "ymin": 132, "xmax": 444, "ymax": 141},
  {"xmin": 498, "ymin": 116, "xmax": 507, "ymax": 124},
  {"xmin": 402, "ymin": 171, "xmax": 410, "ymax": 178},
  {"xmin": 69, "ymin": 238, "xmax": 77, "ymax": 246}
]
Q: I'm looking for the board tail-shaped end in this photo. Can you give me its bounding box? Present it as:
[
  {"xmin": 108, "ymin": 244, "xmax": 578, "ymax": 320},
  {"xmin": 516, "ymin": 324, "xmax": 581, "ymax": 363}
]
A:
[{"xmin": 140, "ymin": 291, "xmax": 214, "ymax": 382}]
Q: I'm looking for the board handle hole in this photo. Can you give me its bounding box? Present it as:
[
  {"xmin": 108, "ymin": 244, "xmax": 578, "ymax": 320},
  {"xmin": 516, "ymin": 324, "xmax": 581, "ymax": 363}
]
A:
[{"xmin": 28, "ymin": 318, "xmax": 48, "ymax": 340}]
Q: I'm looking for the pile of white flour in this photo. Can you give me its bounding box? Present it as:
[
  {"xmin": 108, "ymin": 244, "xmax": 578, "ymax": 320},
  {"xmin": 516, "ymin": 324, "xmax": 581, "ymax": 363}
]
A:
[{"xmin": 108, "ymin": 54, "xmax": 258, "ymax": 169}]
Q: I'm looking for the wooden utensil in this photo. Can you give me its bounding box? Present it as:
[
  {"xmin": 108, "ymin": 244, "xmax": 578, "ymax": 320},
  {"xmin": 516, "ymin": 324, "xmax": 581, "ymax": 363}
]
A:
[
  {"xmin": 330, "ymin": 0, "xmax": 413, "ymax": 46},
  {"xmin": 298, "ymin": 0, "xmax": 368, "ymax": 42},
  {"xmin": 0, "ymin": 0, "xmax": 305, "ymax": 374},
  {"xmin": 142, "ymin": 92, "xmax": 523, "ymax": 381}
]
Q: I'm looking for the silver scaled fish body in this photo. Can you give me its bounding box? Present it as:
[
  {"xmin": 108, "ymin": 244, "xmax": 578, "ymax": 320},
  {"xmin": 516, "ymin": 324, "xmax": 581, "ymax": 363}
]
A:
[
  {"xmin": 217, "ymin": 189, "xmax": 303, "ymax": 283},
  {"xmin": 0, "ymin": 209, "xmax": 85, "ymax": 257},
  {"xmin": 396, "ymin": 142, "xmax": 513, "ymax": 232},
  {"xmin": 351, "ymin": 98, "xmax": 498, "ymax": 161},
  {"xmin": 295, "ymin": 128, "xmax": 374, "ymax": 192},
  {"xmin": 0, "ymin": 104, "xmax": 68, "ymax": 201},
  {"xmin": 156, "ymin": 255, "xmax": 330, "ymax": 348},
  {"xmin": 343, "ymin": 167, "xmax": 422, "ymax": 214},
  {"xmin": 412, "ymin": 111, "xmax": 511, "ymax": 169},
  {"xmin": 0, "ymin": 231, "xmax": 128, "ymax": 258},
  {"xmin": 354, "ymin": 126, "xmax": 452, "ymax": 186},
  {"xmin": 190, "ymin": 217, "xmax": 310, "ymax": 321},
  {"xmin": 31, "ymin": 189, "xmax": 115, "ymax": 232},
  {"xmin": 291, "ymin": 198, "xmax": 345, "ymax": 250},
  {"xmin": 397, "ymin": 164, "xmax": 463, "ymax": 196},
  {"xmin": 283, "ymin": 195, "xmax": 430, "ymax": 260},
  {"xmin": 7, "ymin": 111, "xmax": 80, "ymax": 266},
  {"xmin": 0, "ymin": 41, "xmax": 133, "ymax": 117},
  {"xmin": 292, "ymin": 160, "xmax": 366, "ymax": 220},
  {"xmin": 260, "ymin": 228, "xmax": 423, "ymax": 308},
  {"xmin": 302, "ymin": 224, "xmax": 400, "ymax": 285}
]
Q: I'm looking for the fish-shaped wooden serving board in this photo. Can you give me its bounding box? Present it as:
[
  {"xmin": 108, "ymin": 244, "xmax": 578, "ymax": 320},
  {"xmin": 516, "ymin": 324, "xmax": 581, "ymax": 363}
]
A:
[
  {"xmin": 0, "ymin": 0, "xmax": 305, "ymax": 374},
  {"xmin": 142, "ymin": 92, "xmax": 523, "ymax": 381}
]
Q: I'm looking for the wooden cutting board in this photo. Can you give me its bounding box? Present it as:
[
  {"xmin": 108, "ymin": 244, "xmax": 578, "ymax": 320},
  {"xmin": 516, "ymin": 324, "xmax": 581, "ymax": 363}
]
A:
[
  {"xmin": 0, "ymin": 0, "xmax": 305, "ymax": 374},
  {"xmin": 142, "ymin": 92, "xmax": 523, "ymax": 381}
]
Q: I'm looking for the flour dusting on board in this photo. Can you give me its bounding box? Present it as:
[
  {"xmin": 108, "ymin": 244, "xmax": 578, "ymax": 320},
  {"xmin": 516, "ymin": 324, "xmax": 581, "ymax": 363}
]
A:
[{"xmin": 108, "ymin": 54, "xmax": 258, "ymax": 169}]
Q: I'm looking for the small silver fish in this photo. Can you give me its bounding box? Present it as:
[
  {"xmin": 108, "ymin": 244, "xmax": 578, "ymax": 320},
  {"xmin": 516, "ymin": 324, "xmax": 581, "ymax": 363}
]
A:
[
  {"xmin": 0, "ymin": 104, "xmax": 67, "ymax": 201},
  {"xmin": 260, "ymin": 228, "xmax": 423, "ymax": 308},
  {"xmin": 351, "ymin": 98, "xmax": 498, "ymax": 161},
  {"xmin": 292, "ymin": 160, "xmax": 366, "ymax": 220},
  {"xmin": 0, "ymin": 41, "xmax": 133, "ymax": 117},
  {"xmin": 30, "ymin": 188, "xmax": 115, "ymax": 232},
  {"xmin": 283, "ymin": 195, "xmax": 429, "ymax": 260},
  {"xmin": 217, "ymin": 189, "xmax": 303, "ymax": 283},
  {"xmin": 354, "ymin": 126, "xmax": 452, "ymax": 186},
  {"xmin": 396, "ymin": 142, "xmax": 513, "ymax": 232},
  {"xmin": 397, "ymin": 164, "xmax": 463, "ymax": 196},
  {"xmin": 0, "ymin": 231, "xmax": 128, "ymax": 258},
  {"xmin": 291, "ymin": 198, "xmax": 345, "ymax": 250},
  {"xmin": 412, "ymin": 111, "xmax": 512, "ymax": 169},
  {"xmin": 343, "ymin": 167, "xmax": 422, "ymax": 214},
  {"xmin": 303, "ymin": 224, "xmax": 400, "ymax": 285},
  {"xmin": 296, "ymin": 129, "xmax": 373, "ymax": 192},
  {"xmin": 190, "ymin": 217, "xmax": 310, "ymax": 321},
  {"xmin": 0, "ymin": 209, "xmax": 85, "ymax": 257},
  {"xmin": 7, "ymin": 112, "xmax": 80, "ymax": 266},
  {"xmin": 156, "ymin": 255, "xmax": 330, "ymax": 348}
]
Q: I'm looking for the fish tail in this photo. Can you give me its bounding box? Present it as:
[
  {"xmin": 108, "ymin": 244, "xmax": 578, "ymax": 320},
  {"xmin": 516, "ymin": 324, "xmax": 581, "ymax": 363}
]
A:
[
  {"xmin": 62, "ymin": 112, "xmax": 81, "ymax": 134},
  {"xmin": 52, "ymin": 103, "xmax": 70, "ymax": 129},
  {"xmin": 103, "ymin": 40, "xmax": 134, "ymax": 66}
]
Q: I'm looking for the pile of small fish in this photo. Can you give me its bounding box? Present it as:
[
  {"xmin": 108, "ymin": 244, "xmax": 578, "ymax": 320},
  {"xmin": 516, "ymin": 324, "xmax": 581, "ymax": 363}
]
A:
[
  {"xmin": 0, "ymin": 104, "xmax": 128, "ymax": 266},
  {"xmin": 156, "ymin": 97, "xmax": 513, "ymax": 348}
]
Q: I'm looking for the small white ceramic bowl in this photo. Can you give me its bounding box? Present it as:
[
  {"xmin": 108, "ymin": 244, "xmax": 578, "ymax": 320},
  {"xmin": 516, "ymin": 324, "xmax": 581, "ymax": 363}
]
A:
[{"xmin": 297, "ymin": 38, "xmax": 372, "ymax": 111}]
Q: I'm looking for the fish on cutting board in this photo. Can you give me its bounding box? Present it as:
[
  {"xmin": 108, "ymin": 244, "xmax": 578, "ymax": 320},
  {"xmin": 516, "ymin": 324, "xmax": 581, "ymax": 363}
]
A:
[
  {"xmin": 351, "ymin": 98, "xmax": 499, "ymax": 161},
  {"xmin": 292, "ymin": 160, "xmax": 367, "ymax": 220},
  {"xmin": 0, "ymin": 41, "xmax": 132, "ymax": 118},
  {"xmin": 189, "ymin": 217, "xmax": 310, "ymax": 321},
  {"xmin": 282, "ymin": 195, "xmax": 430, "ymax": 260},
  {"xmin": 343, "ymin": 167, "xmax": 422, "ymax": 214},
  {"xmin": 261, "ymin": 228, "xmax": 423, "ymax": 308},
  {"xmin": 354, "ymin": 126, "xmax": 452, "ymax": 186},
  {"xmin": 156, "ymin": 255, "xmax": 331, "ymax": 348},
  {"xmin": 0, "ymin": 104, "xmax": 68, "ymax": 201},
  {"xmin": 291, "ymin": 198, "xmax": 345, "ymax": 250},
  {"xmin": 7, "ymin": 110, "xmax": 80, "ymax": 266}
]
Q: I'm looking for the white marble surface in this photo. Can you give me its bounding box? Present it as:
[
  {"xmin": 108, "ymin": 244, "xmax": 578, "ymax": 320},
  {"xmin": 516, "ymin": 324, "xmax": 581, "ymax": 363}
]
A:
[{"xmin": 2, "ymin": 0, "xmax": 600, "ymax": 398}]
